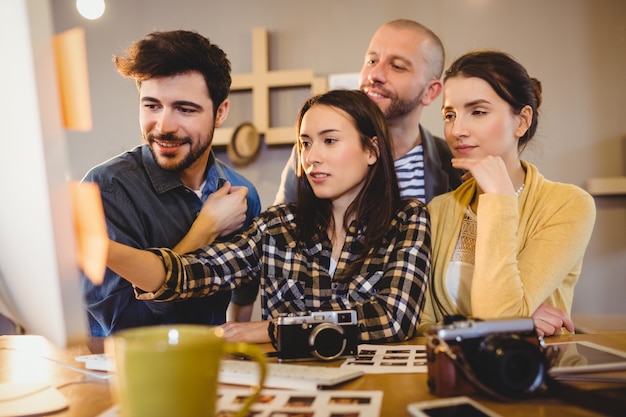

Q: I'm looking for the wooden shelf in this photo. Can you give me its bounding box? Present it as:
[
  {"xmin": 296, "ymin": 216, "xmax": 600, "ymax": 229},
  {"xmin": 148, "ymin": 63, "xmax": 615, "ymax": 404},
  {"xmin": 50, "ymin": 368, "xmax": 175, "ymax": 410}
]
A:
[{"xmin": 585, "ymin": 176, "xmax": 626, "ymax": 196}]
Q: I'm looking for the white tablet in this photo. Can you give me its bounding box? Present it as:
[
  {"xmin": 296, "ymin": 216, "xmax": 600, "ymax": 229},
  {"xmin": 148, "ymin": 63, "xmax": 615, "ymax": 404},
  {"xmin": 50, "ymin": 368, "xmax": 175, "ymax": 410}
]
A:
[
  {"xmin": 546, "ymin": 340, "xmax": 626, "ymax": 375},
  {"xmin": 407, "ymin": 396, "xmax": 502, "ymax": 417}
]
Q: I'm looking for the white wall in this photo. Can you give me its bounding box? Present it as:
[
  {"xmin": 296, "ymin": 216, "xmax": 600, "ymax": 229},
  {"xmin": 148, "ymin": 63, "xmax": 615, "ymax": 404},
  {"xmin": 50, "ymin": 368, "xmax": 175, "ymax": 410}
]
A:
[{"xmin": 50, "ymin": 0, "xmax": 626, "ymax": 316}]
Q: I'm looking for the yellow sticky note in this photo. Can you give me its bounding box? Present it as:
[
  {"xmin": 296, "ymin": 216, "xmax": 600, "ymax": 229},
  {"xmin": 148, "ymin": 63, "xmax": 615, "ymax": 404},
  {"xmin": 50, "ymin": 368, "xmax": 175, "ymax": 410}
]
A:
[
  {"xmin": 70, "ymin": 181, "xmax": 107, "ymax": 285},
  {"xmin": 53, "ymin": 27, "xmax": 92, "ymax": 131}
]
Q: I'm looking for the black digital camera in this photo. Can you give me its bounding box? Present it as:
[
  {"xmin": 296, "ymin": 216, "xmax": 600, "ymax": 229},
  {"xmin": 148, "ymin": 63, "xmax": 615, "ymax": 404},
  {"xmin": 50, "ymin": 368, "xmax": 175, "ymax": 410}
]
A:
[
  {"xmin": 426, "ymin": 317, "xmax": 554, "ymax": 399},
  {"xmin": 275, "ymin": 310, "xmax": 359, "ymax": 362}
]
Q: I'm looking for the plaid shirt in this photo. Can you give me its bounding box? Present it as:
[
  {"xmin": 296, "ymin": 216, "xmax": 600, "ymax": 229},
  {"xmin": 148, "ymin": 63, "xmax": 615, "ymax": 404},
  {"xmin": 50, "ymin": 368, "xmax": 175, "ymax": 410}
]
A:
[{"xmin": 139, "ymin": 200, "xmax": 430, "ymax": 342}]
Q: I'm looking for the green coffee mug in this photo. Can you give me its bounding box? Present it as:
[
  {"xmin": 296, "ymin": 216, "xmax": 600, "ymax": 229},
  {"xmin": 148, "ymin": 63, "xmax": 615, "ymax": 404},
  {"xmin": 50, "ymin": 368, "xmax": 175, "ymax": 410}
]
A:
[{"xmin": 105, "ymin": 325, "xmax": 267, "ymax": 417}]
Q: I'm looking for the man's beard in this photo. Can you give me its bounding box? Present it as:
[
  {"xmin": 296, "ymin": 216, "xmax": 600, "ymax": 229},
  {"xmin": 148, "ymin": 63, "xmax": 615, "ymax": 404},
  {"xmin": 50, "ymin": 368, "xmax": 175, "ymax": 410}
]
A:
[
  {"xmin": 146, "ymin": 132, "xmax": 212, "ymax": 172},
  {"xmin": 384, "ymin": 88, "xmax": 424, "ymax": 121}
]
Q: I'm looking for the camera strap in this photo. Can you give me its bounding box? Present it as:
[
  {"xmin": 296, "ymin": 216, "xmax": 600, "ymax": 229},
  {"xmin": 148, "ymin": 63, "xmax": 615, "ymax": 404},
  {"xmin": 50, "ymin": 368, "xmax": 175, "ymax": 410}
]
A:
[{"xmin": 267, "ymin": 319, "xmax": 278, "ymax": 350}]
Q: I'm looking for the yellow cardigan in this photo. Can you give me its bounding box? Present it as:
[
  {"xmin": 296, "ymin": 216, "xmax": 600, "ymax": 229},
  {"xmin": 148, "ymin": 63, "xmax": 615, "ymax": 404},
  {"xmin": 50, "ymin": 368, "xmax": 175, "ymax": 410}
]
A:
[{"xmin": 418, "ymin": 161, "xmax": 596, "ymax": 333}]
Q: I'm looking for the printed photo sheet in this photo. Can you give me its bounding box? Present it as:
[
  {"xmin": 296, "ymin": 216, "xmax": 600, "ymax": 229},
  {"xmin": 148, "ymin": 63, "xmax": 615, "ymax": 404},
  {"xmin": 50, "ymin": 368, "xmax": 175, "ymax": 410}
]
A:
[
  {"xmin": 97, "ymin": 388, "xmax": 383, "ymax": 417},
  {"xmin": 340, "ymin": 344, "xmax": 427, "ymax": 374},
  {"xmin": 216, "ymin": 388, "xmax": 383, "ymax": 417}
]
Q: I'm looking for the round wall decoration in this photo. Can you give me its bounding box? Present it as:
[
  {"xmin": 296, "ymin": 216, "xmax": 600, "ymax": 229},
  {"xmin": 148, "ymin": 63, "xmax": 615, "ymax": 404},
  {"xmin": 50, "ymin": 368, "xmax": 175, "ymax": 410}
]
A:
[{"xmin": 226, "ymin": 122, "xmax": 261, "ymax": 166}]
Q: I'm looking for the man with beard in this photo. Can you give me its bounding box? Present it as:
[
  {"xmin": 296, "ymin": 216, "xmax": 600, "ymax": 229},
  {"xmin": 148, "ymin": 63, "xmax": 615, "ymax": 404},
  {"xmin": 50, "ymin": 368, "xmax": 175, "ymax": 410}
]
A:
[
  {"xmin": 81, "ymin": 30, "xmax": 261, "ymax": 336},
  {"xmin": 274, "ymin": 19, "xmax": 462, "ymax": 204}
]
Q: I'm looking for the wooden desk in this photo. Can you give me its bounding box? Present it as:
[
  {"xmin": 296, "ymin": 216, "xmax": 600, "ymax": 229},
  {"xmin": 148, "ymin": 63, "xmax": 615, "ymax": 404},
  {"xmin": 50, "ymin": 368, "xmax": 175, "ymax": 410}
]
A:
[{"xmin": 1, "ymin": 333, "xmax": 625, "ymax": 417}]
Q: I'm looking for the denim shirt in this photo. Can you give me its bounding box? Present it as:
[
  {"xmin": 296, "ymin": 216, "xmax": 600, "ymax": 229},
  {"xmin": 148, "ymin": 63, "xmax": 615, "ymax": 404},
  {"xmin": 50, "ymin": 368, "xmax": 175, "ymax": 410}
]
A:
[{"xmin": 81, "ymin": 145, "xmax": 261, "ymax": 336}]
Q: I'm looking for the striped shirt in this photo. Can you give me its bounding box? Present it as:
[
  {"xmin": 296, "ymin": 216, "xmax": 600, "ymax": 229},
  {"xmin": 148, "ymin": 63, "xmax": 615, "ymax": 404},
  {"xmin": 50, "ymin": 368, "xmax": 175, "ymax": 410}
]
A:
[
  {"xmin": 138, "ymin": 200, "xmax": 431, "ymax": 342},
  {"xmin": 395, "ymin": 145, "xmax": 425, "ymax": 202}
]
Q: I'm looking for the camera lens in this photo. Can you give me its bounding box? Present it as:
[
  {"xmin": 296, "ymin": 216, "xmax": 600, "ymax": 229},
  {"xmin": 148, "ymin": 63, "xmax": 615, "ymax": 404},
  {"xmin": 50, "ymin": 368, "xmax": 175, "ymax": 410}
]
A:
[
  {"xmin": 309, "ymin": 323, "xmax": 346, "ymax": 361},
  {"xmin": 476, "ymin": 334, "xmax": 546, "ymax": 397}
]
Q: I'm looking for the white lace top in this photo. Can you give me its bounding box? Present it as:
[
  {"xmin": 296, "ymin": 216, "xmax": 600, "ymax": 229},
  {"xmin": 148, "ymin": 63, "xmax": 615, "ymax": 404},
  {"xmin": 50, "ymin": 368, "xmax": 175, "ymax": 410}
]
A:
[{"xmin": 445, "ymin": 207, "xmax": 477, "ymax": 315}]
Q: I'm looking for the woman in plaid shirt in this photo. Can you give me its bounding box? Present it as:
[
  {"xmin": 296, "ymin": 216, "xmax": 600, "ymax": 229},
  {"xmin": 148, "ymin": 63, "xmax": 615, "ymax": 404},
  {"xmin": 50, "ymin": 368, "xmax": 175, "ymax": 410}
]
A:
[{"xmin": 107, "ymin": 89, "xmax": 431, "ymax": 343}]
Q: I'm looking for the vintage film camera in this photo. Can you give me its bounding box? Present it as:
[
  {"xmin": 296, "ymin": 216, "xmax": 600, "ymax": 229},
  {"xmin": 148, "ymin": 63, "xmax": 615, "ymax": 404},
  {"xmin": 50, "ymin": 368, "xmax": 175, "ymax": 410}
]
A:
[
  {"xmin": 426, "ymin": 317, "xmax": 555, "ymax": 399},
  {"xmin": 275, "ymin": 310, "xmax": 359, "ymax": 362}
]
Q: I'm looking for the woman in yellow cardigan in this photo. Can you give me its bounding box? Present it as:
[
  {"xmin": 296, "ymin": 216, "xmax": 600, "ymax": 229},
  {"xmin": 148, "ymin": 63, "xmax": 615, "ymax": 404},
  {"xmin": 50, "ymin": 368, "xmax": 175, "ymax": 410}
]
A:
[{"xmin": 419, "ymin": 50, "xmax": 596, "ymax": 336}]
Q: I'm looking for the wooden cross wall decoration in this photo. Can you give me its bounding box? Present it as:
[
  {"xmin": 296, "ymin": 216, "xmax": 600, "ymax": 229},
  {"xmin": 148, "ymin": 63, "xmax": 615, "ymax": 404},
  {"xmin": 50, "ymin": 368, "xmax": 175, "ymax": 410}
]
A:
[{"xmin": 213, "ymin": 27, "xmax": 328, "ymax": 147}]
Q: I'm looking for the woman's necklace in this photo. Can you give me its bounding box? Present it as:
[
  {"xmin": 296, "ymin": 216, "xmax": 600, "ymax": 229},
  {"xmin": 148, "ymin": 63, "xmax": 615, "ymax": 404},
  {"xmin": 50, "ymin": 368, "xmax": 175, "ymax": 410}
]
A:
[{"xmin": 515, "ymin": 182, "xmax": 525, "ymax": 197}]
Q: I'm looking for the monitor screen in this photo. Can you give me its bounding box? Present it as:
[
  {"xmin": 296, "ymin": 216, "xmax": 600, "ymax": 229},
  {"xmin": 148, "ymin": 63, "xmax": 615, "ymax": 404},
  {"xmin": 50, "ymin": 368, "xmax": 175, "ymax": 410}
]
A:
[{"xmin": 0, "ymin": 0, "xmax": 88, "ymax": 347}]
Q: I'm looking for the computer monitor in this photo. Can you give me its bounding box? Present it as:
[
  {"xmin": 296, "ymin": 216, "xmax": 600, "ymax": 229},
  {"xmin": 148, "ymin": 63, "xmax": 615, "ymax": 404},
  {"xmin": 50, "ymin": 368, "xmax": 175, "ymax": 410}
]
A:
[{"xmin": 0, "ymin": 0, "xmax": 88, "ymax": 348}]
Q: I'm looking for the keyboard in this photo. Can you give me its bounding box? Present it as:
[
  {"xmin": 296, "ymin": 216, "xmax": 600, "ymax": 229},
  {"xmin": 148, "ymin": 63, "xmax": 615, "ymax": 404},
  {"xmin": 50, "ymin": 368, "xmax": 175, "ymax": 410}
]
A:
[
  {"xmin": 219, "ymin": 359, "xmax": 364, "ymax": 390},
  {"xmin": 75, "ymin": 353, "xmax": 114, "ymax": 372},
  {"xmin": 76, "ymin": 354, "xmax": 364, "ymax": 390}
]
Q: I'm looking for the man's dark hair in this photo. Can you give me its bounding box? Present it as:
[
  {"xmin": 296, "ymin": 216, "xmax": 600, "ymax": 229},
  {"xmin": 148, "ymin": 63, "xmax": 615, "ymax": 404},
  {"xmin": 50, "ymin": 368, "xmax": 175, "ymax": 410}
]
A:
[{"xmin": 114, "ymin": 30, "xmax": 231, "ymax": 113}]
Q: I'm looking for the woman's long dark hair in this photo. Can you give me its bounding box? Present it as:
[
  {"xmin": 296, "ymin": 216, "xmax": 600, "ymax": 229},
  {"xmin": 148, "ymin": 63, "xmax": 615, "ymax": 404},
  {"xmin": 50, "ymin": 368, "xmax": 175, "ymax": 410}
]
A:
[{"xmin": 294, "ymin": 90, "xmax": 401, "ymax": 280}]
